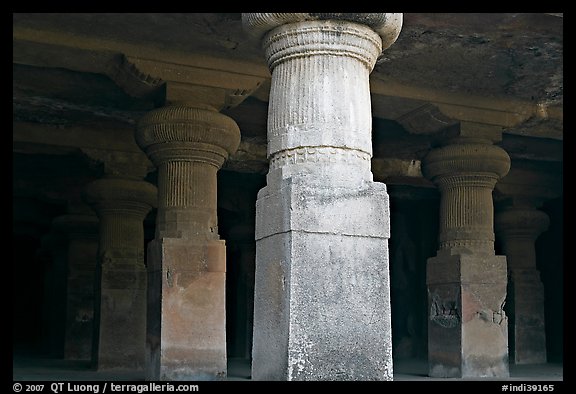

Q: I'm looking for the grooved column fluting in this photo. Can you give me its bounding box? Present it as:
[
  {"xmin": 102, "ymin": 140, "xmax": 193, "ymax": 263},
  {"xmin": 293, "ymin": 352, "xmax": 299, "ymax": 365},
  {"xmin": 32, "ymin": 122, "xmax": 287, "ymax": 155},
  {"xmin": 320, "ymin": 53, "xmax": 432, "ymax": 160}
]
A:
[
  {"xmin": 243, "ymin": 13, "xmax": 402, "ymax": 381},
  {"xmin": 424, "ymin": 142, "xmax": 511, "ymax": 253},
  {"xmin": 85, "ymin": 178, "xmax": 157, "ymax": 371},
  {"xmin": 495, "ymin": 207, "xmax": 549, "ymax": 364},
  {"xmin": 136, "ymin": 105, "xmax": 240, "ymax": 381},
  {"xmin": 422, "ymin": 138, "xmax": 511, "ymax": 378}
]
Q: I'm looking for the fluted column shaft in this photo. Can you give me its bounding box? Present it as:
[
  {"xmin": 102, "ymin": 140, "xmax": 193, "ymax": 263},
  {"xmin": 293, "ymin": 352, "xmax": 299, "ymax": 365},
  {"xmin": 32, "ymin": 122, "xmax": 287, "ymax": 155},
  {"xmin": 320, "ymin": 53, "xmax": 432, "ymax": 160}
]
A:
[
  {"xmin": 422, "ymin": 138, "xmax": 511, "ymax": 378},
  {"xmin": 424, "ymin": 141, "xmax": 511, "ymax": 254},
  {"xmin": 156, "ymin": 160, "xmax": 217, "ymax": 236},
  {"xmin": 136, "ymin": 104, "xmax": 240, "ymax": 381},
  {"xmin": 243, "ymin": 13, "xmax": 402, "ymax": 381},
  {"xmin": 495, "ymin": 207, "xmax": 549, "ymax": 364},
  {"xmin": 85, "ymin": 178, "xmax": 156, "ymax": 371},
  {"xmin": 138, "ymin": 106, "xmax": 239, "ymax": 240}
]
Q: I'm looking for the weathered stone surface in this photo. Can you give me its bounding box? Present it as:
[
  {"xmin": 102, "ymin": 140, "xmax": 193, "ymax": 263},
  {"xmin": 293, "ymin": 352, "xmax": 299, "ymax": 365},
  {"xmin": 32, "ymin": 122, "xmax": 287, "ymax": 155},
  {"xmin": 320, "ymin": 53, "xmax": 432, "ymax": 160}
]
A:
[
  {"xmin": 244, "ymin": 13, "xmax": 399, "ymax": 380},
  {"xmin": 427, "ymin": 253, "xmax": 509, "ymax": 378},
  {"xmin": 136, "ymin": 103, "xmax": 240, "ymax": 380},
  {"xmin": 146, "ymin": 238, "xmax": 227, "ymax": 380},
  {"xmin": 85, "ymin": 178, "xmax": 157, "ymax": 371},
  {"xmin": 253, "ymin": 180, "xmax": 392, "ymax": 380}
]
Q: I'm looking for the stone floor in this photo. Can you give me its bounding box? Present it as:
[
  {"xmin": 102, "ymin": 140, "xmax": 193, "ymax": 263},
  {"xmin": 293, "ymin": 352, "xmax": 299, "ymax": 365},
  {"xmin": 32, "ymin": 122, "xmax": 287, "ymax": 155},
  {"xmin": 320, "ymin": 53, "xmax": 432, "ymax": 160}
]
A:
[{"xmin": 13, "ymin": 355, "xmax": 563, "ymax": 381}]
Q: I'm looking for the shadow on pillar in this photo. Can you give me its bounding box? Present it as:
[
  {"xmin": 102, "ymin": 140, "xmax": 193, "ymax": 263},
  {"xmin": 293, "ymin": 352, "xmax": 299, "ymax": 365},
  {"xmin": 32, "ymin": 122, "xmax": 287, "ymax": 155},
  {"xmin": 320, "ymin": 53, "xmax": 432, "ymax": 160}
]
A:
[
  {"xmin": 217, "ymin": 170, "xmax": 265, "ymax": 377},
  {"xmin": 497, "ymin": 197, "xmax": 564, "ymax": 364},
  {"xmin": 13, "ymin": 235, "xmax": 45, "ymax": 355},
  {"xmin": 388, "ymin": 192, "xmax": 439, "ymax": 364},
  {"xmin": 536, "ymin": 197, "xmax": 563, "ymax": 363},
  {"xmin": 503, "ymin": 276, "xmax": 516, "ymax": 362}
]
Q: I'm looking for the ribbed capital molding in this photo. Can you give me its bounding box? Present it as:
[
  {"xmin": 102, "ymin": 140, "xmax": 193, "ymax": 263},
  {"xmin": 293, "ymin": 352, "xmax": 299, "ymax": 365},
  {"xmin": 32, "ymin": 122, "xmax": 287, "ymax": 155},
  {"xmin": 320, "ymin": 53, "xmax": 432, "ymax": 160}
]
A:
[
  {"xmin": 84, "ymin": 178, "xmax": 157, "ymax": 219},
  {"xmin": 495, "ymin": 206, "xmax": 549, "ymax": 271},
  {"xmin": 136, "ymin": 104, "xmax": 240, "ymax": 239},
  {"xmin": 84, "ymin": 178, "xmax": 157, "ymax": 260},
  {"xmin": 423, "ymin": 142, "xmax": 511, "ymax": 183},
  {"xmin": 495, "ymin": 207, "xmax": 549, "ymax": 241},
  {"xmin": 243, "ymin": 13, "xmax": 402, "ymax": 52},
  {"xmin": 136, "ymin": 105, "xmax": 240, "ymax": 167},
  {"xmin": 423, "ymin": 140, "xmax": 511, "ymax": 253}
]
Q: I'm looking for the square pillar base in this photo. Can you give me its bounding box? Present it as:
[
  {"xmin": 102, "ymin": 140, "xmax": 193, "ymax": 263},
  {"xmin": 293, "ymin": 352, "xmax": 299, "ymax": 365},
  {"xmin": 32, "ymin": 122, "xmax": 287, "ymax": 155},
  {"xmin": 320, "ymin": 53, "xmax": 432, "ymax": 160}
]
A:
[
  {"xmin": 510, "ymin": 269, "xmax": 547, "ymax": 364},
  {"xmin": 146, "ymin": 238, "xmax": 227, "ymax": 381},
  {"xmin": 252, "ymin": 179, "xmax": 393, "ymax": 380},
  {"xmin": 64, "ymin": 238, "xmax": 98, "ymax": 360},
  {"xmin": 64, "ymin": 291, "xmax": 94, "ymax": 360},
  {"xmin": 427, "ymin": 252, "xmax": 510, "ymax": 378},
  {"xmin": 95, "ymin": 263, "xmax": 147, "ymax": 371}
]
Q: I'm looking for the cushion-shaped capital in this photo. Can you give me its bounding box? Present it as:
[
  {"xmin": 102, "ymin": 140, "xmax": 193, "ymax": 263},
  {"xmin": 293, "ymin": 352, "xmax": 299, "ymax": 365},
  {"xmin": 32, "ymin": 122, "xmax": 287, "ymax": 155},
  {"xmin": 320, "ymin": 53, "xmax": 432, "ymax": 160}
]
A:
[
  {"xmin": 84, "ymin": 178, "xmax": 158, "ymax": 216},
  {"xmin": 423, "ymin": 143, "xmax": 511, "ymax": 183},
  {"xmin": 136, "ymin": 105, "xmax": 241, "ymax": 159},
  {"xmin": 242, "ymin": 13, "xmax": 402, "ymax": 51}
]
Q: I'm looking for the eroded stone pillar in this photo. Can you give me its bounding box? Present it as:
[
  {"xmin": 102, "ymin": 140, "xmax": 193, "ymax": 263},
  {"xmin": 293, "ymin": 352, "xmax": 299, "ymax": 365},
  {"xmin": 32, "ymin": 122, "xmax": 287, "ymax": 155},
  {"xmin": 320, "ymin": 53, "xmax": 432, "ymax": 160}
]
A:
[
  {"xmin": 495, "ymin": 206, "xmax": 549, "ymax": 364},
  {"xmin": 85, "ymin": 178, "xmax": 156, "ymax": 371},
  {"xmin": 422, "ymin": 135, "xmax": 511, "ymax": 378},
  {"xmin": 243, "ymin": 13, "xmax": 402, "ymax": 380},
  {"xmin": 52, "ymin": 214, "xmax": 100, "ymax": 360},
  {"xmin": 136, "ymin": 104, "xmax": 240, "ymax": 380}
]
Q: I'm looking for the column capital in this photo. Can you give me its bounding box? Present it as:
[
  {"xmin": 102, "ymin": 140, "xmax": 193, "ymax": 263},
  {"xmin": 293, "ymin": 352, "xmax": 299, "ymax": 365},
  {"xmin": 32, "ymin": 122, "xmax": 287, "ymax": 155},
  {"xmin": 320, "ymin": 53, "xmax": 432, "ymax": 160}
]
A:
[
  {"xmin": 422, "ymin": 142, "xmax": 511, "ymax": 188},
  {"xmin": 242, "ymin": 13, "xmax": 402, "ymax": 52},
  {"xmin": 84, "ymin": 178, "xmax": 157, "ymax": 219},
  {"xmin": 422, "ymin": 139, "xmax": 511, "ymax": 254},
  {"xmin": 135, "ymin": 105, "xmax": 240, "ymax": 169},
  {"xmin": 494, "ymin": 165, "xmax": 563, "ymax": 209},
  {"xmin": 495, "ymin": 206, "xmax": 549, "ymax": 241},
  {"xmin": 51, "ymin": 213, "xmax": 99, "ymax": 237}
]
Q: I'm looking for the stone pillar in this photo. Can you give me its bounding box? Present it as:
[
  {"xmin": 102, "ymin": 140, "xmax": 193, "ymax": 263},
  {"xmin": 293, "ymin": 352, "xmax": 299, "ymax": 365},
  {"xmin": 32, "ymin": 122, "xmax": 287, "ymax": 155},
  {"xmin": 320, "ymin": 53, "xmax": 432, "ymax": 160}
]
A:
[
  {"xmin": 52, "ymin": 214, "xmax": 100, "ymax": 360},
  {"xmin": 85, "ymin": 178, "xmax": 156, "ymax": 371},
  {"xmin": 422, "ymin": 135, "xmax": 511, "ymax": 378},
  {"xmin": 243, "ymin": 13, "xmax": 402, "ymax": 380},
  {"xmin": 136, "ymin": 104, "xmax": 240, "ymax": 380},
  {"xmin": 495, "ymin": 206, "xmax": 549, "ymax": 364},
  {"xmin": 38, "ymin": 228, "xmax": 68, "ymax": 358}
]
